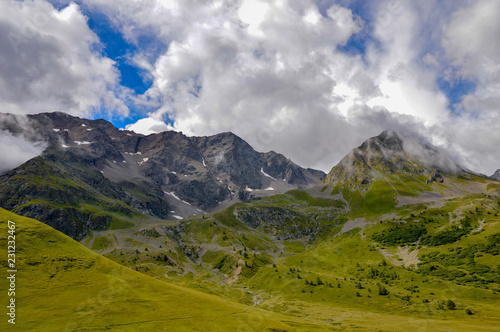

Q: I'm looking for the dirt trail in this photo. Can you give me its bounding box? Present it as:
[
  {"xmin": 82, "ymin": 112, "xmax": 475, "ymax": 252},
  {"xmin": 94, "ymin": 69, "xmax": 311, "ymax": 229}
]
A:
[{"xmin": 227, "ymin": 259, "xmax": 245, "ymax": 284}]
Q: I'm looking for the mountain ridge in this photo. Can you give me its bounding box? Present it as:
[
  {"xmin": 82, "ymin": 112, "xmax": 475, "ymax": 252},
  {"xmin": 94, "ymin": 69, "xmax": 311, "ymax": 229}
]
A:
[{"xmin": 0, "ymin": 111, "xmax": 325, "ymax": 239}]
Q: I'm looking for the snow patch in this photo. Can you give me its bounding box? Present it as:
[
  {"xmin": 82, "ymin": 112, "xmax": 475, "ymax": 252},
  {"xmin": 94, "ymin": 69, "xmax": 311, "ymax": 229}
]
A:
[
  {"xmin": 138, "ymin": 157, "xmax": 149, "ymax": 165},
  {"xmin": 52, "ymin": 129, "xmax": 60, "ymax": 132},
  {"xmin": 164, "ymin": 191, "xmax": 192, "ymax": 206},
  {"xmin": 74, "ymin": 141, "xmax": 92, "ymax": 145},
  {"xmin": 245, "ymin": 186, "xmax": 255, "ymax": 192},
  {"xmin": 202, "ymin": 158, "xmax": 206, "ymax": 167},
  {"xmin": 87, "ymin": 128, "xmax": 93, "ymax": 131},
  {"xmin": 81, "ymin": 124, "xmax": 86, "ymax": 127},
  {"xmin": 264, "ymin": 187, "xmax": 275, "ymax": 191},
  {"xmin": 261, "ymin": 167, "xmax": 277, "ymax": 180},
  {"xmin": 173, "ymin": 215, "xmax": 183, "ymax": 220},
  {"xmin": 61, "ymin": 144, "xmax": 68, "ymax": 148}
]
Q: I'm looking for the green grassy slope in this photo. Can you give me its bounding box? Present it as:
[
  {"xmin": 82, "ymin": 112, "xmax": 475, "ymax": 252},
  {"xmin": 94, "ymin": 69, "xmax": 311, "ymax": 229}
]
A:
[
  {"xmin": 92, "ymin": 185, "xmax": 500, "ymax": 331},
  {"xmin": 0, "ymin": 208, "xmax": 328, "ymax": 331}
]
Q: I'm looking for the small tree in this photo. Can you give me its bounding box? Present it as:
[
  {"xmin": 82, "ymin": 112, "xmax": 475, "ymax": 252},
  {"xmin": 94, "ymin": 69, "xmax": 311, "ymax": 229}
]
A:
[
  {"xmin": 446, "ymin": 299, "xmax": 456, "ymax": 310},
  {"xmin": 378, "ymin": 284, "xmax": 389, "ymax": 295}
]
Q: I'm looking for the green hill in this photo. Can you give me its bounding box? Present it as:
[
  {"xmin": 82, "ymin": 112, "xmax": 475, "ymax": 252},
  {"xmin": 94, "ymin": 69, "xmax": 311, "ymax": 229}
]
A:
[{"xmin": 0, "ymin": 208, "xmax": 326, "ymax": 331}]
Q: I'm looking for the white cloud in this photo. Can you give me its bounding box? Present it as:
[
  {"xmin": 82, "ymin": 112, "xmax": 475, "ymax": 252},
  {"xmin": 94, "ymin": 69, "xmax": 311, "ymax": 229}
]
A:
[
  {"xmin": 0, "ymin": 131, "xmax": 47, "ymax": 174},
  {"xmin": 125, "ymin": 116, "xmax": 173, "ymax": 135},
  {"xmin": 0, "ymin": 0, "xmax": 128, "ymax": 118}
]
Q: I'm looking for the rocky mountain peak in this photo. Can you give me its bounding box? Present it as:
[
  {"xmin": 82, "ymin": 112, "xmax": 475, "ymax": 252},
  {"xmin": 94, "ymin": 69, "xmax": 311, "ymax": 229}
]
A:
[
  {"xmin": 358, "ymin": 130, "xmax": 404, "ymax": 154},
  {"xmin": 492, "ymin": 169, "xmax": 500, "ymax": 181},
  {"xmin": 323, "ymin": 130, "xmax": 461, "ymax": 191}
]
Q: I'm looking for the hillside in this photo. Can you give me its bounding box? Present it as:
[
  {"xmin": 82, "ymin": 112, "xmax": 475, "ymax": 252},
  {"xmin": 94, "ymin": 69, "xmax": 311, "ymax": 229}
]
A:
[
  {"xmin": 0, "ymin": 208, "xmax": 326, "ymax": 331},
  {"xmin": 88, "ymin": 186, "xmax": 500, "ymax": 330}
]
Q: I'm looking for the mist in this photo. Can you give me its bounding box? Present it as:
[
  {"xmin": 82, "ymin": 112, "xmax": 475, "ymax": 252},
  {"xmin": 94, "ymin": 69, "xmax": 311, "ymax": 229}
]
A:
[{"xmin": 0, "ymin": 130, "xmax": 47, "ymax": 174}]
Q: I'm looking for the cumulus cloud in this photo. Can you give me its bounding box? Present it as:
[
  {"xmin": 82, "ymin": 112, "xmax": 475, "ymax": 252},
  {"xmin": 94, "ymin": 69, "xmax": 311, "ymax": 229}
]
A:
[
  {"xmin": 125, "ymin": 116, "xmax": 174, "ymax": 135},
  {"xmin": 0, "ymin": 0, "xmax": 128, "ymax": 118}
]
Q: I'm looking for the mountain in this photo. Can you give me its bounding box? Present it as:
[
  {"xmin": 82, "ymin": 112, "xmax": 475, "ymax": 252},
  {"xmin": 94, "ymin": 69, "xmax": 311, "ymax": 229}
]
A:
[
  {"xmin": 0, "ymin": 112, "xmax": 324, "ymax": 239},
  {"xmin": 492, "ymin": 169, "xmax": 500, "ymax": 181},
  {"xmin": 323, "ymin": 130, "xmax": 462, "ymax": 190},
  {"xmin": 316, "ymin": 130, "xmax": 488, "ymax": 216}
]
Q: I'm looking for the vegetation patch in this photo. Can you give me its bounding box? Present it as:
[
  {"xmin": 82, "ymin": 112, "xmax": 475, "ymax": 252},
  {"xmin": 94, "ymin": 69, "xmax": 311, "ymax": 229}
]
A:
[{"xmin": 372, "ymin": 225, "xmax": 427, "ymax": 246}]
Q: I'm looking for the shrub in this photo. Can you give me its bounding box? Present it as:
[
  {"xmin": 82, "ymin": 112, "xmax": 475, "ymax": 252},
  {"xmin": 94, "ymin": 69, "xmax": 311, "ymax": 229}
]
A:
[{"xmin": 378, "ymin": 284, "xmax": 389, "ymax": 295}]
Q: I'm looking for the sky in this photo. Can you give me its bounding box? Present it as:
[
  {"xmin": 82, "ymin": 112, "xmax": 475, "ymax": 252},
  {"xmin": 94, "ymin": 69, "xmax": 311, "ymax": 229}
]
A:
[{"xmin": 1, "ymin": 0, "xmax": 500, "ymax": 175}]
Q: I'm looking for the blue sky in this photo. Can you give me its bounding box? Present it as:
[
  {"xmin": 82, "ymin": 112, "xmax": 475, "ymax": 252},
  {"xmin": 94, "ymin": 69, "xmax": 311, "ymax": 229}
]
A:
[{"xmin": 1, "ymin": 0, "xmax": 500, "ymax": 174}]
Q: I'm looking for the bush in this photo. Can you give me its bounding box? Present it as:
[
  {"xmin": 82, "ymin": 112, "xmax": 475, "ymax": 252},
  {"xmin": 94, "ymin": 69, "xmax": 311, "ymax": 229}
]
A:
[
  {"xmin": 465, "ymin": 308, "xmax": 473, "ymax": 315},
  {"xmin": 446, "ymin": 299, "xmax": 456, "ymax": 310},
  {"xmin": 378, "ymin": 284, "xmax": 389, "ymax": 295}
]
